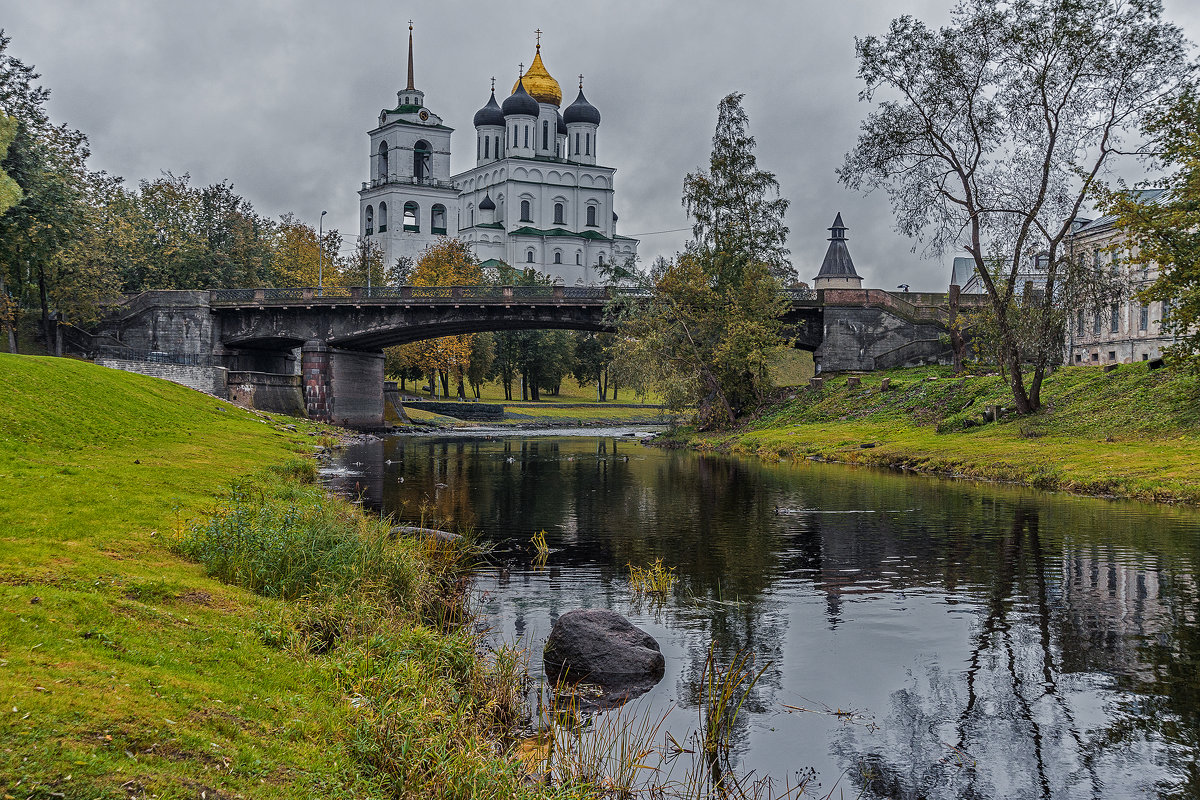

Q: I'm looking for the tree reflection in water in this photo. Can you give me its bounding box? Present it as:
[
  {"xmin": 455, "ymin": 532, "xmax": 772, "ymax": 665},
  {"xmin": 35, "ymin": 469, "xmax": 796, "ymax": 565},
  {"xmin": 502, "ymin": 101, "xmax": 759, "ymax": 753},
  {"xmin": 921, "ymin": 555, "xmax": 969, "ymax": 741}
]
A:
[{"xmin": 332, "ymin": 434, "xmax": 1200, "ymax": 799}]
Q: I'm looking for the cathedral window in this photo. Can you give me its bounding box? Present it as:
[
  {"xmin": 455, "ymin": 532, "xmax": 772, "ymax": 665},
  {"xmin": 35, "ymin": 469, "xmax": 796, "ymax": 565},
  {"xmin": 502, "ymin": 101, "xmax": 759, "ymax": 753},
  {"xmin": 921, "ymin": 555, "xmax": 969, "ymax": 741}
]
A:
[
  {"xmin": 598, "ymin": 252, "xmax": 605, "ymax": 267},
  {"xmin": 585, "ymin": 133, "xmax": 591, "ymax": 156},
  {"xmin": 543, "ymin": 121, "xmax": 549, "ymax": 151},
  {"xmin": 378, "ymin": 201, "xmax": 388, "ymax": 233},
  {"xmin": 520, "ymin": 200, "xmax": 532, "ymax": 222},
  {"xmin": 484, "ymin": 137, "xmax": 490, "ymax": 159},
  {"xmin": 1110, "ymin": 305, "xmax": 1120, "ymax": 334},
  {"xmin": 378, "ymin": 141, "xmax": 389, "ymax": 181},
  {"xmin": 431, "ymin": 204, "xmax": 447, "ymax": 235},
  {"xmin": 403, "ymin": 201, "xmax": 420, "ymax": 232},
  {"xmin": 553, "ymin": 250, "xmax": 562, "ymax": 264},
  {"xmin": 576, "ymin": 251, "xmax": 582, "ymax": 265},
  {"xmin": 414, "ymin": 140, "xmax": 431, "ymax": 183},
  {"xmin": 512, "ymin": 125, "xmax": 518, "ymax": 145},
  {"xmin": 524, "ymin": 126, "xmax": 529, "ymax": 148},
  {"xmin": 470, "ymin": 207, "xmax": 475, "ymax": 227},
  {"xmin": 526, "ymin": 249, "xmax": 535, "ymax": 263},
  {"xmin": 554, "ymin": 203, "xmax": 565, "ymax": 225},
  {"xmin": 586, "ymin": 206, "xmax": 597, "ymax": 227},
  {"xmin": 574, "ymin": 133, "xmax": 580, "ymax": 156},
  {"xmin": 365, "ymin": 205, "xmax": 374, "ymax": 236}
]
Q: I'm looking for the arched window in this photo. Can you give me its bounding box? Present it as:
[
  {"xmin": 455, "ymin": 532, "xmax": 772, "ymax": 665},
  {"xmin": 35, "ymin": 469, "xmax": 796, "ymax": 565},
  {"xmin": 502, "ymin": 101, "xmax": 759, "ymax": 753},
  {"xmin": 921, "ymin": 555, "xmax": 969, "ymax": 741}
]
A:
[
  {"xmin": 378, "ymin": 141, "xmax": 389, "ymax": 181},
  {"xmin": 586, "ymin": 206, "xmax": 597, "ymax": 227},
  {"xmin": 575, "ymin": 250, "xmax": 582, "ymax": 265},
  {"xmin": 553, "ymin": 202, "xmax": 565, "ymax": 225},
  {"xmin": 512, "ymin": 125, "xmax": 517, "ymax": 145},
  {"xmin": 494, "ymin": 135, "xmax": 500, "ymax": 158},
  {"xmin": 477, "ymin": 137, "xmax": 481, "ymax": 160},
  {"xmin": 431, "ymin": 204, "xmax": 447, "ymax": 235},
  {"xmin": 574, "ymin": 133, "xmax": 580, "ymax": 156},
  {"xmin": 520, "ymin": 200, "xmax": 532, "ymax": 222},
  {"xmin": 585, "ymin": 133, "xmax": 591, "ymax": 156},
  {"xmin": 526, "ymin": 249, "xmax": 536, "ymax": 263},
  {"xmin": 553, "ymin": 250, "xmax": 562, "ymax": 264},
  {"xmin": 543, "ymin": 120, "xmax": 549, "ymax": 150},
  {"xmin": 403, "ymin": 201, "xmax": 420, "ymax": 232},
  {"xmin": 365, "ymin": 205, "xmax": 374, "ymax": 235},
  {"xmin": 469, "ymin": 206, "xmax": 475, "ymax": 226},
  {"xmin": 598, "ymin": 252, "xmax": 605, "ymax": 267},
  {"xmin": 524, "ymin": 126, "xmax": 529, "ymax": 148},
  {"xmin": 414, "ymin": 140, "xmax": 431, "ymax": 182},
  {"xmin": 378, "ymin": 201, "xmax": 388, "ymax": 233},
  {"xmin": 483, "ymin": 136, "xmax": 490, "ymax": 159}
]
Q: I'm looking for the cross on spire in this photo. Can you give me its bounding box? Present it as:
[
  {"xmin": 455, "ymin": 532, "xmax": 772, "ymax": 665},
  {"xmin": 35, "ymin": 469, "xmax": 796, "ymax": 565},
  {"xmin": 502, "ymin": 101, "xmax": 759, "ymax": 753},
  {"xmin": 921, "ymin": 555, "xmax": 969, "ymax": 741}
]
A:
[
  {"xmin": 405, "ymin": 21, "xmax": 415, "ymax": 90},
  {"xmin": 579, "ymin": 74, "xmax": 584, "ymax": 90},
  {"xmin": 535, "ymin": 28, "xmax": 542, "ymax": 49},
  {"xmin": 490, "ymin": 76, "xmax": 495, "ymax": 92}
]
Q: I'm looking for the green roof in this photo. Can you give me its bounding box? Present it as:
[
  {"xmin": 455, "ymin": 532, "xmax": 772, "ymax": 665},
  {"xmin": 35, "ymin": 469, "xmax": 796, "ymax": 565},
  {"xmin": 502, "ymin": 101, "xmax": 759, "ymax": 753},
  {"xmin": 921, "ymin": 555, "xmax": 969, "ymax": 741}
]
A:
[
  {"xmin": 388, "ymin": 104, "xmax": 423, "ymax": 114},
  {"xmin": 478, "ymin": 258, "xmax": 506, "ymax": 268},
  {"xmin": 471, "ymin": 222, "xmax": 504, "ymax": 229},
  {"xmin": 509, "ymin": 226, "xmax": 613, "ymax": 241}
]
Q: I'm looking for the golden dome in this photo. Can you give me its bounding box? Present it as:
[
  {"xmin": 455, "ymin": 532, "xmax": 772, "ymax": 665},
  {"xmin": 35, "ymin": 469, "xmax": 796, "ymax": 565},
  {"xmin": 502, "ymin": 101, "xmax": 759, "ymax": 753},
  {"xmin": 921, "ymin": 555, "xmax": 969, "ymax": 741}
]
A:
[{"xmin": 512, "ymin": 46, "xmax": 561, "ymax": 107}]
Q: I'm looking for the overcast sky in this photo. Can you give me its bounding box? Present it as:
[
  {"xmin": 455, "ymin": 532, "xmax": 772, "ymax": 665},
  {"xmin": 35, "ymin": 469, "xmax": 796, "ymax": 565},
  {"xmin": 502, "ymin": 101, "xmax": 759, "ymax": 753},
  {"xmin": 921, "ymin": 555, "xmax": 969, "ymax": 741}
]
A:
[{"xmin": 3, "ymin": 0, "xmax": 1197, "ymax": 290}]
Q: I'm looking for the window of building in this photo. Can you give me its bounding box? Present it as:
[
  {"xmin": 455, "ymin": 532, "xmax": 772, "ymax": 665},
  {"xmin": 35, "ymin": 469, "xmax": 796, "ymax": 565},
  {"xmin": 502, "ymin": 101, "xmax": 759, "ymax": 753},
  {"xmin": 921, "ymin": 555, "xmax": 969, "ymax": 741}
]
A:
[
  {"xmin": 553, "ymin": 250, "xmax": 562, "ymax": 264},
  {"xmin": 1110, "ymin": 250, "xmax": 1120, "ymax": 275},
  {"xmin": 526, "ymin": 249, "xmax": 535, "ymax": 263},
  {"xmin": 1075, "ymin": 353, "xmax": 1082, "ymax": 363},
  {"xmin": 513, "ymin": 124, "xmax": 518, "ymax": 143},
  {"xmin": 1142, "ymin": 353, "xmax": 1149, "ymax": 361},
  {"xmin": 598, "ymin": 252, "xmax": 605, "ymax": 267},
  {"xmin": 543, "ymin": 120, "xmax": 549, "ymax": 150},
  {"xmin": 1110, "ymin": 305, "xmax": 1120, "ymax": 334},
  {"xmin": 576, "ymin": 251, "xmax": 582, "ymax": 265},
  {"xmin": 554, "ymin": 202, "xmax": 565, "ymax": 225},
  {"xmin": 520, "ymin": 200, "xmax": 532, "ymax": 222},
  {"xmin": 1091, "ymin": 352, "xmax": 1099, "ymax": 362},
  {"xmin": 1093, "ymin": 249, "xmax": 1102, "ymax": 270},
  {"xmin": 403, "ymin": 201, "xmax": 420, "ymax": 232},
  {"xmin": 1093, "ymin": 310, "xmax": 1102, "ymax": 336},
  {"xmin": 1139, "ymin": 304, "xmax": 1149, "ymax": 331},
  {"xmin": 477, "ymin": 138, "xmax": 481, "ymax": 160},
  {"xmin": 524, "ymin": 126, "xmax": 529, "ymax": 148},
  {"xmin": 470, "ymin": 207, "xmax": 475, "ymax": 227},
  {"xmin": 585, "ymin": 133, "xmax": 591, "ymax": 156},
  {"xmin": 431, "ymin": 204, "xmax": 447, "ymax": 235},
  {"xmin": 378, "ymin": 141, "xmax": 389, "ymax": 181},
  {"xmin": 483, "ymin": 137, "xmax": 489, "ymax": 159},
  {"xmin": 1109, "ymin": 351, "xmax": 1117, "ymax": 361},
  {"xmin": 378, "ymin": 201, "xmax": 388, "ymax": 233},
  {"xmin": 574, "ymin": 133, "xmax": 580, "ymax": 156},
  {"xmin": 586, "ymin": 206, "xmax": 597, "ymax": 227},
  {"xmin": 413, "ymin": 140, "xmax": 431, "ymax": 182},
  {"xmin": 1076, "ymin": 309, "xmax": 1085, "ymax": 333},
  {"xmin": 1162, "ymin": 300, "xmax": 1171, "ymax": 322},
  {"xmin": 365, "ymin": 205, "xmax": 374, "ymax": 235}
]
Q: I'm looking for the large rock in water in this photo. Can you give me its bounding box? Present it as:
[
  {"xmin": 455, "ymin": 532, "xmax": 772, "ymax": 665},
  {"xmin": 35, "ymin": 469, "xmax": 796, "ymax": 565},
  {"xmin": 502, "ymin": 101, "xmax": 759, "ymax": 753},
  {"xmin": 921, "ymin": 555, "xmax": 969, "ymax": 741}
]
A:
[{"xmin": 543, "ymin": 609, "xmax": 665, "ymax": 707}]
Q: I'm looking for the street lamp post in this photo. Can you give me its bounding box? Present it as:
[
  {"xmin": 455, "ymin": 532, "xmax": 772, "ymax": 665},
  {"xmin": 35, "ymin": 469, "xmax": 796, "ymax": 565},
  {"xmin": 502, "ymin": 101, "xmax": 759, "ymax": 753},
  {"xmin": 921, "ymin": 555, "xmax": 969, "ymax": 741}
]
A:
[{"xmin": 318, "ymin": 210, "xmax": 328, "ymax": 295}]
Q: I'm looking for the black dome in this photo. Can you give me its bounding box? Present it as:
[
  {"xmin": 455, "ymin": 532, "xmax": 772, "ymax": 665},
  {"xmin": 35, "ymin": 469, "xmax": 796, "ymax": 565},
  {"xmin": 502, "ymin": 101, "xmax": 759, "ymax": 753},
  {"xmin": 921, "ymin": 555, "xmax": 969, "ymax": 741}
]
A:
[
  {"xmin": 479, "ymin": 192, "xmax": 496, "ymax": 211},
  {"xmin": 502, "ymin": 80, "xmax": 539, "ymax": 118},
  {"xmin": 473, "ymin": 91, "xmax": 504, "ymax": 127},
  {"xmin": 563, "ymin": 89, "xmax": 601, "ymax": 125},
  {"xmin": 557, "ymin": 111, "xmax": 567, "ymax": 136}
]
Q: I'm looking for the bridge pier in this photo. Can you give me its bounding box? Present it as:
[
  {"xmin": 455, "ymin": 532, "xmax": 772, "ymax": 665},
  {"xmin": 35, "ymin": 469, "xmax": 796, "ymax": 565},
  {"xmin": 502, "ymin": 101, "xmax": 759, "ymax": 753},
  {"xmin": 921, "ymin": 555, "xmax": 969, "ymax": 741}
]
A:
[{"xmin": 301, "ymin": 341, "xmax": 385, "ymax": 429}]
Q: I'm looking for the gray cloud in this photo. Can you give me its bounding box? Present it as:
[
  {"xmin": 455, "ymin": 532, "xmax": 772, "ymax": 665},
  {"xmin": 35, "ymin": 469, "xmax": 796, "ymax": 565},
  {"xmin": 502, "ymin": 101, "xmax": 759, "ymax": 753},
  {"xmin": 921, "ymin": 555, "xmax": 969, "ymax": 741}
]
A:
[{"xmin": 4, "ymin": 0, "xmax": 1197, "ymax": 289}]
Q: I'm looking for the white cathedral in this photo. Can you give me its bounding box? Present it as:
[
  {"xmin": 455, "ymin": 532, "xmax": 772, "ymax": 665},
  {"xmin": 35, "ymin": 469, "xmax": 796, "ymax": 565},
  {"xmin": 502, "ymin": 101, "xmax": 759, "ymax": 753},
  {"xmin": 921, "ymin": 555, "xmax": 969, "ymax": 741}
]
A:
[{"xmin": 358, "ymin": 26, "xmax": 638, "ymax": 284}]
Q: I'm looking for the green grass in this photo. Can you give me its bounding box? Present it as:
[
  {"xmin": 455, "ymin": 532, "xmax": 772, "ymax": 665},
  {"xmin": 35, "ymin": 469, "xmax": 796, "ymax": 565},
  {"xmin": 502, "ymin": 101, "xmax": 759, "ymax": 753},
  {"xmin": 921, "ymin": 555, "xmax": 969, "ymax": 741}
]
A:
[
  {"xmin": 0, "ymin": 355, "xmax": 601, "ymax": 799},
  {"xmin": 681, "ymin": 363, "xmax": 1200, "ymax": 504}
]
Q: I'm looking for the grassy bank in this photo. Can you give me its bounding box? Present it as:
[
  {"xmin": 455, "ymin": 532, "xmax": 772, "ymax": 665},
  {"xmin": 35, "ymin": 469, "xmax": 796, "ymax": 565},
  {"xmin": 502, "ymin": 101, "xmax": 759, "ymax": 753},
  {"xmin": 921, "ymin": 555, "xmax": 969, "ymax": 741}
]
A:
[
  {"xmin": 0, "ymin": 355, "xmax": 591, "ymax": 798},
  {"xmin": 678, "ymin": 363, "xmax": 1200, "ymax": 504}
]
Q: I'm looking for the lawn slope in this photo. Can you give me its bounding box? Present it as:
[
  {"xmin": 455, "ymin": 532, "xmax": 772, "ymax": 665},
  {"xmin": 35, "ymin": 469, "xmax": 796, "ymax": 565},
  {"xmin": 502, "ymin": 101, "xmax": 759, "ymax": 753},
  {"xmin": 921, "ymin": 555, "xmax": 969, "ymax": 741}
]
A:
[{"xmin": 684, "ymin": 363, "xmax": 1200, "ymax": 504}]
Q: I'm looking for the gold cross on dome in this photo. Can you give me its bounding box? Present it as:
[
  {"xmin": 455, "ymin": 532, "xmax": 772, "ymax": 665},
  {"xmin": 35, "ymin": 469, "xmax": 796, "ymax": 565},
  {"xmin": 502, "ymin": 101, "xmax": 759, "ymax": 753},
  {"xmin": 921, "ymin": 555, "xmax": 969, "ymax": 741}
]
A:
[
  {"xmin": 535, "ymin": 28, "xmax": 542, "ymax": 47},
  {"xmin": 408, "ymin": 19, "xmax": 413, "ymax": 30},
  {"xmin": 579, "ymin": 74, "xmax": 584, "ymax": 89},
  {"xmin": 490, "ymin": 76, "xmax": 495, "ymax": 92}
]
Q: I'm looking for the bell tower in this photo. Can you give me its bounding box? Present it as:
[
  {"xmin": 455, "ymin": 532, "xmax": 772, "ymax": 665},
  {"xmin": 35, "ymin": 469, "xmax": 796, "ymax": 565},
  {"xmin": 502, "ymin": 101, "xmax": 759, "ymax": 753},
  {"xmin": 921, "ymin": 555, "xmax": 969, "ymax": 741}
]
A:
[{"xmin": 358, "ymin": 22, "xmax": 459, "ymax": 269}]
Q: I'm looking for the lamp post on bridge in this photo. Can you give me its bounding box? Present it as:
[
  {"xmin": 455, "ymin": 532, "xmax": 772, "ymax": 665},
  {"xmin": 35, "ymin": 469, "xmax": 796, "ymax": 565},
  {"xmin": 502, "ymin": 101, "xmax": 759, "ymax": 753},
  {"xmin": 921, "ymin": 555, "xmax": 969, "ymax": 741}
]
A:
[{"xmin": 318, "ymin": 210, "xmax": 328, "ymax": 296}]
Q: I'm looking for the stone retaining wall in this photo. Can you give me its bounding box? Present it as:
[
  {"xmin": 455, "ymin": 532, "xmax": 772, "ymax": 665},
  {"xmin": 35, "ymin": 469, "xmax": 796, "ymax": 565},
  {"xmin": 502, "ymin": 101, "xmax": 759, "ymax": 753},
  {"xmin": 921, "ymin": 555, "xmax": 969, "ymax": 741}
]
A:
[{"xmin": 97, "ymin": 358, "xmax": 228, "ymax": 398}]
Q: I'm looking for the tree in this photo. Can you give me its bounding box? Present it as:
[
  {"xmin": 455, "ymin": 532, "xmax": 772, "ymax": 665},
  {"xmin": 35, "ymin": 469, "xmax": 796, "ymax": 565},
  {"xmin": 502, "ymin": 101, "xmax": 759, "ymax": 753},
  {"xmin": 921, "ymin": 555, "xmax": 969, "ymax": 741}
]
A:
[
  {"xmin": 272, "ymin": 212, "xmax": 342, "ymax": 289},
  {"xmin": 1100, "ymin": 87, "xmax": 1200, "ymax": 367},
  {"xmin": 683, "ymin": 93, "xmax": 792, "ymax": 287},
  {"xmin": 0, "ymin": 114, "xmax": 20, "ymax": 215},
  {"xmin": 388, "ymin": 239, "xmax": 481, "ymax": 398},
  {"xmin": 840, "ymin": 0, "xmax": 1194, "ymax": 412},
  {"xmin": 343, "ymin": 237, "xmax": 387, "ymax": 288},
  {"xmin": 612, "ymin": 94, "xmax": 791, "ymax": 428}
]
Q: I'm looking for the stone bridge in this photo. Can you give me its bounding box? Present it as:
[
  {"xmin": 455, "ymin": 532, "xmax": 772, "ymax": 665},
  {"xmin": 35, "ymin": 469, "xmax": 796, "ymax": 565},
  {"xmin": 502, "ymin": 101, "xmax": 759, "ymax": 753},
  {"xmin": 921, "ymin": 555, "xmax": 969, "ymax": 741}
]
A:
[{"xmin": 93, "ymin": 285, "xmax": 976, "ymax": 428}]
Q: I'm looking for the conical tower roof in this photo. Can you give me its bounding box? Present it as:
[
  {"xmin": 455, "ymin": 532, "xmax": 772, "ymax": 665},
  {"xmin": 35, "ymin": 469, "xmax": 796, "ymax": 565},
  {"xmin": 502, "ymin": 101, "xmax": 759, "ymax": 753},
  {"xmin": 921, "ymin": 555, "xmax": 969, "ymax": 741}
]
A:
[{"xmin": 816, "ymin": 213, "xmax": 859, "ymax": 278}]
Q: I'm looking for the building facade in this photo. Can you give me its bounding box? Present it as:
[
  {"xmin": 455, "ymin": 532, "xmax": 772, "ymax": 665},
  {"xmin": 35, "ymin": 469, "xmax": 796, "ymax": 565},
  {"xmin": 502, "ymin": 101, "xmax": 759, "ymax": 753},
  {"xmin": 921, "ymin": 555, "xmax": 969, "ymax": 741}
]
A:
[
  {"xmin": 358, "ymin": 27, "xmax": 637, "ymax": 283},
  {"xmin": 1065, "ymin": 190, "xmax": 1176, "ymax": 365}
]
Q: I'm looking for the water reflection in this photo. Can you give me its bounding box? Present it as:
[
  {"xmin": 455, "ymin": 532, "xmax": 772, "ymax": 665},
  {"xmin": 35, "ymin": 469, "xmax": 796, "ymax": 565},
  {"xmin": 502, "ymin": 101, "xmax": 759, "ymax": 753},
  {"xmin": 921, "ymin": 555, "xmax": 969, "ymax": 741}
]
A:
[{"xmin": 331, "ymin": 434, "xmax": 1200, "ymax": 799}]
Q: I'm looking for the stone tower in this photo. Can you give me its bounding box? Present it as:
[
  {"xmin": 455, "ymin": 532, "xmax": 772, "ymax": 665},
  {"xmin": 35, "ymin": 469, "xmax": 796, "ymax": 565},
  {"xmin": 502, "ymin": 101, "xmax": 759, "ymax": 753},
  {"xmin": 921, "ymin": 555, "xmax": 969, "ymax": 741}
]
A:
[{"xmin": 812, "ymin": 213, "xmax": 863, "ymax": 290}]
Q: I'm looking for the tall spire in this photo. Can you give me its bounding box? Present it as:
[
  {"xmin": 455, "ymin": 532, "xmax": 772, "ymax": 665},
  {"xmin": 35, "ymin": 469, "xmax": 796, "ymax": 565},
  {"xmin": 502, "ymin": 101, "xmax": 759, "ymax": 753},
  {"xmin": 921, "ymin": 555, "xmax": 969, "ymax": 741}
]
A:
[{"xmin": 406, "ymin": 20, "xmax": 415, "ymax": 91}]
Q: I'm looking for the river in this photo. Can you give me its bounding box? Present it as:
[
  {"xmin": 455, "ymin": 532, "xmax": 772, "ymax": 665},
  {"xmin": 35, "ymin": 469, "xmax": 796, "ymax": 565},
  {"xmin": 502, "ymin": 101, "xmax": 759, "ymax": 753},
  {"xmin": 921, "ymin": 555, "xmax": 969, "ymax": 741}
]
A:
[{"xmin": 327, "ymin": 428, "xmax": 1200, "ymax": 799}]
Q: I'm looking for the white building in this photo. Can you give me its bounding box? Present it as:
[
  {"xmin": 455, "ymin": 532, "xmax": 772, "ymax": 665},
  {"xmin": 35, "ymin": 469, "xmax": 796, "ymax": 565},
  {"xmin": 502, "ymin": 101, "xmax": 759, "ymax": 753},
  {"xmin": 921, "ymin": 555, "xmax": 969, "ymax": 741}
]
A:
[
  {"xmin": 358, "ymin": 27, "xmax": 638, "ymax": 283},
  {"xmin": 1065, "ymin": 191, "xmax": 1176, "ymax": 365}
]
